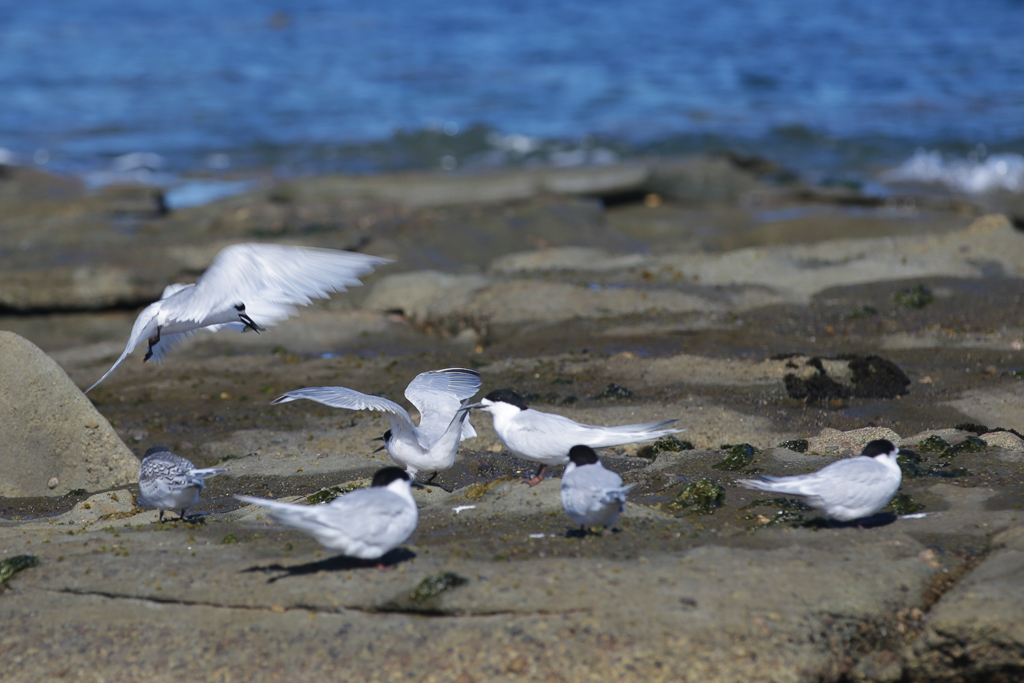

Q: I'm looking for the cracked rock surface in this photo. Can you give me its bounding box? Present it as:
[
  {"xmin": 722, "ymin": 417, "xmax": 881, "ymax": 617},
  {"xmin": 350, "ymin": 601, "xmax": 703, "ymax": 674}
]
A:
[{"xmin": 1, "ymin": 163, "xmax": 1023, "ymax": 681}]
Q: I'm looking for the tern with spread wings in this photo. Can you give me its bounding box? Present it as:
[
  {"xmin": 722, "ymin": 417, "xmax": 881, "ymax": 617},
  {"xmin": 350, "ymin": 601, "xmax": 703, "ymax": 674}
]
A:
[
  {"xmin": 272, "ymin": 368, "xmax": 480, "ymax": 478},
  {"xmin": 85, "ymin": 243, "xmax": 389, "ymax": 392}
]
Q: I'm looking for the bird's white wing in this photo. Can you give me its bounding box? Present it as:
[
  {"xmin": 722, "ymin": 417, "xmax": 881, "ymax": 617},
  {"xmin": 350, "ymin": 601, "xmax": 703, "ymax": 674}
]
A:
[
  {"xmin": 161, "ymin": 244, "xmax": 390, "ymax": 326},
  {"xmin": 741, "ymin": 458, "xmax": 885, "ymax": 500},
  {"xmin": 160, "ymin": 283, "xmax": 193, "ymax": 299},
  {"xmin": 405, "ymin": 368, "xmax": 481, "ymax": 444},
  {"xmin": 272, "ymin": 386, "xmax": 409, "ymax": 420},
  {"xmin": 84, "ymin": 306, "xmax": 160, "ymax": 393},
  {"xmin": 236, "ymin": 490, "xmax": 413, "ymax": 553},
  {"xmin": 271, "ymin": 387, "xmax": 421, "ymax": 445}
]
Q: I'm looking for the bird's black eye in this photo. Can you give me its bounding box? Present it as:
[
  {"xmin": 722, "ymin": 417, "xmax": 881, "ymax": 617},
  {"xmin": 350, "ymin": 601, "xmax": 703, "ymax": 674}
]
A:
[{"xmin": 234, "ymin": 304, "xmax": 245, "ymax": 311}]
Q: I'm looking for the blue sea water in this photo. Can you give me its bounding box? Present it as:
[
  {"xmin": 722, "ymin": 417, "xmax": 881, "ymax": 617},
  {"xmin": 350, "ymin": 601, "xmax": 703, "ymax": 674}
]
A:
[{"xmin": 1, "ymin": 0, "xmax": 1023, "ymax": 180}]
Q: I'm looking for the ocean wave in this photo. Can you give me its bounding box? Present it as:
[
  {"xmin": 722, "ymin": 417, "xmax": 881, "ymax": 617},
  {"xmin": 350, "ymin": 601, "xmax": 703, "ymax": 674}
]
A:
[{"xmin": 882, "ymin": 149, "xmax": 1024, "ymax": 194}]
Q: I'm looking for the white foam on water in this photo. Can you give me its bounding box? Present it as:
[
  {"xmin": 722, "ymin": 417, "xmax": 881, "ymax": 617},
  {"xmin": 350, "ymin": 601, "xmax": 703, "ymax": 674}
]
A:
[{"xmin": 882, "ymin": 149, "xmax": 1024, "ymax": 194}]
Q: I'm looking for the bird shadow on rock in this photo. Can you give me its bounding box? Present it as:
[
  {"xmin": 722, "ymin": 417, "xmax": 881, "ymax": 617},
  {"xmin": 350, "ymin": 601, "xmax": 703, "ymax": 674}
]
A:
[
  {"xmin": 241, "ymin": 548, "xmax": 417, "ymax": 583},
  {"xmin": 797, "ymin": 512, "xmax": 899, "ymax": 530},
  {"xmin": 565, "ymin": 526, "xmax": 621, "ymax": 539}
]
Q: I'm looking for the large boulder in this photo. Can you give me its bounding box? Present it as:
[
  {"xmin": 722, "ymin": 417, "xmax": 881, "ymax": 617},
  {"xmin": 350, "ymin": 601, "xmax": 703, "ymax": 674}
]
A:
[{"xmin": 0, "ymin": 332, "xmax": 139, "ymax": 496}]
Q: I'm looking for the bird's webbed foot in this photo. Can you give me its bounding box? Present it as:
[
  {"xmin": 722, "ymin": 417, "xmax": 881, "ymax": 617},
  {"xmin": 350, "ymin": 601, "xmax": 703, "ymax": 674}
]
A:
[
  {"xmin": 522, "ymin": 464, "xmax": 548, "ymax": 486},
  {"xmin": 144, "ymin": 327, "xmax": 162, "ymax": 362}
]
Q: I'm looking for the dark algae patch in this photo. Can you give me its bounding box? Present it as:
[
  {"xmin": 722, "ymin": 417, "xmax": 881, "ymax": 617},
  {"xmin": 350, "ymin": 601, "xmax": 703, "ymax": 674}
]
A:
[
  {"xmin": 784, "ymin": 355, "xmax": 910, "ymax": 401},
  {"xmin": 893, "ymin": 283, "xmax": 934, "ymax": 309},
  {"xmin": 886, "ymin": 493, "xmax": 925, "ymax": 515},
  {"xmin": 777, "ymin": 439, "xmax": 809, "ymax": 453},
  {"xmin": 898, "ymin": 445, "xmax": 973, "ymax": 479},
  {"xmin": 742, "ymin": 497, "xmax": 813, "ymax": 527},
  {"xmin": 668, "ymin": 479, "xmax": 726, "ymax": 515},
  {"xmin": 0, "ymin": 554, "xmax": 39, "ymax": 587},
  {"xmin": 305, "ymin": 482, "xmax": 365, "ymax": 505},
  {"xmin": 846, "ymin": 355, "xmax": 911, "ymax": 399},
  {"xmin": 714, "ymin": 444, "xmax": 756, "ymax": 471},
  {"xmin": 945, "ymin": 436, "xmax": 986, "ymax": 456},
  {"xmin": 410, "ymin": 571, "xmax": 468, "ymax": 602},
  {"xmin": 915, "ymin": 436, "xmax": 951, "ymax": 454},
  {"xmin": 593, "ymin": 383, "xmax": 636, "ymax": 400},
  {"xmin": 784, "ymin": 357, "xmax": 848, "ymax": 401},
  {"xmin": 635, "ymin": 435, "xmax": 694, "ymax": 460}
]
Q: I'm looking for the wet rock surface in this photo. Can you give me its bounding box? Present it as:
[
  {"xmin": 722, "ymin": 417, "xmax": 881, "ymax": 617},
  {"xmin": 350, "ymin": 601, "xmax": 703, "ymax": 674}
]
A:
[{"xmin": 1, "ymin": 163, "xmax": 1023, "ymax": 681}]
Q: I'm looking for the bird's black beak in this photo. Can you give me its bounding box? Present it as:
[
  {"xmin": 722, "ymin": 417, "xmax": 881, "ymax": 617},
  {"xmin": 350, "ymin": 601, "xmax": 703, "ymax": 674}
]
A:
[{"xmin": 372, "ymin": 443, "xmax": 387, "ymax": 454}]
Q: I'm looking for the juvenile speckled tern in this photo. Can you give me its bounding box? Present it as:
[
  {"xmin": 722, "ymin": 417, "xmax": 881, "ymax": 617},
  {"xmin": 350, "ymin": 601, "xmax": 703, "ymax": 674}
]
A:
[
  {"xmin": 85, "ymin": 243, "xmax": 389, "ymax": 392},
  {"xmin": 561, "ymin": 445, "xmax": 635, "ymax": 533},
  {"xmin": 736, "ymin": 439, "xmax": 903, "ymax": 524},
  {"xmin": 138, "ymin": 445, "xmax": 229, "ymax": 522},
  {"xmin": 471, "ymin": 389, "xmax": 684, "ymax": 484},
  {"xmin": 272, "ymin": 368, "xmax": 480, "ymax": 479},
  {"xmin": 236, "ymin": 466, "xmax": 418, "ymax": 563}
]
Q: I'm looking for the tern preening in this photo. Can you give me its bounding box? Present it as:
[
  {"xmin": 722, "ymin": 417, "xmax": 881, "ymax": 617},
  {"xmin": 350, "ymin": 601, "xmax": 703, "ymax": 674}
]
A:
[
  {"xmin": 736, "ymin": 439, "xmax": 903, "ymax": 523},
  {"xmin": 272, "ymin": 368, "xmax": 480, "ymax": 479},
  {"xmin": 472, "ymin": 389, "xmax": 684, "ymax": 484},
  {"xmin": 561, "ymin": 445, "xmax": 635, "ymax": 533},
  {"xmin": 85, "ymin": 243, "xmax": 390, "ymax": 392},
  {"xmin": 138, "ymin": 446, "xmax": 229, "ymax": 522},
  {"xmin": 236, "ymin": 466, "xmax": 418, "ymax": 563}
]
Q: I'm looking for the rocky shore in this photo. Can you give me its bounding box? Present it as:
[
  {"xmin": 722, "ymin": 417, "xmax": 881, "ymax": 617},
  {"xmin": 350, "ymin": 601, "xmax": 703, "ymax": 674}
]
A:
[{"xmin": 1, "ymin": 158, "xmax": 1022, "ymax": 681}]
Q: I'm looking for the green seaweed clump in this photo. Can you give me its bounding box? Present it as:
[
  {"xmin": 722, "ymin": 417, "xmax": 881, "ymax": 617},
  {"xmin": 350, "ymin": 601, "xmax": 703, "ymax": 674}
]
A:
[
  {"xmin": 887, "ymin": 493, "xmax": 925, "ymax": 515},
  {"xmin": 593, "ymin": 383, "xmax": 636, "ymax": 400},
  {"xmin": 915, "ymin": 436, "xmax": 950, "ymax": 454},
  {"xmin": 668, "ymin": 479, "xmax": 726, "ymax": 515},
  {"xmin": 305, "ymin": 482, "xmax": 365, "ymax": 505},
  {"xmin": 945, "ymin": 436, "xmax": 986, "ymax": 456},
  {"xmin": 222, "ymin": 533, "xmax": 239, "ymax": 544},
  {"xmin": 635, "ymin": 435, "xmax": 695, "ymax": 460},
  {"xmin": 0, "ymin": 555, "xmax": 39, "ymax": 587},
  {"xmin": 742, "ymin": 497, "xmax": 813, "ymax": 512},
  {"xmin": 893, "ymin": 284, "xmax": 934, "ymax": 309},
  {"xmin": 777, "ymin": 439, "xmax": 809, "ymax": 453},
  {"xmin": 713, "ymin": 444, "xmax": 756, "ymax": 471},
  {"xmin": 742, "ymin": 497, "xmax": 813, "ymax": 527},
  {"xmin": 897, "ymin": 450, "xmax": 923, "ymax": 478},
  {"xmin": 925, "ymin": 464, "xmax": 972, "ymax": 478},
  {"xmin": 410, "ymin": 571, "xmax": 468, "ymax": 602}
]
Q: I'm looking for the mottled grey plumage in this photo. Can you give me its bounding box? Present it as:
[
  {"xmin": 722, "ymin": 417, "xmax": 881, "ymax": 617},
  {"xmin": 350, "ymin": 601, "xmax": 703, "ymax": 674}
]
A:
[{"xmin": 139, "ymin": 446, "xmax": 228, "ymax": 521}]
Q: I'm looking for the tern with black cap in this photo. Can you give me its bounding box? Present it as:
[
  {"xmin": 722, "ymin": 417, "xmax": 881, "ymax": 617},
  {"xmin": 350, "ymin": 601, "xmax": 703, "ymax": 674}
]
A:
[
  {"xmin": 273, "ymin": 368, "xmax": 480, "ymax": 480},
  {"xmin": 236, "ymin": 466, "xmax": 418, "ymax": 564},
  {"xmin": 85, "ymin": 243, "xmax": 389, "ymax": 392},
  {"xmin": 561, "ymin": 445, "xmax": 635, "ymax": 533},
  {"xmin": 471, "ymin": 388, "xmax": 684, "ymax": 484},
  {"xmin": 735, "ymin": 439, "xmax": 903, "ymax": 524}
]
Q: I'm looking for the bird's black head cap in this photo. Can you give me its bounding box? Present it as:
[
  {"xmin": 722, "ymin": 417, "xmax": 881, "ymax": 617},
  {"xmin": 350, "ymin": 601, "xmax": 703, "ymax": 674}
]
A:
[
  {"xmin": 861, "ymin": 439, "xmax": 897, "ymax": 458},
  {"xmin": 568, "ymin": 445, "xmax": 600, "ymax": 466},
  {"xmin": 144, "ymin": 445, "xmax": 172, "ymax": 458},
  {"xmin": 484, "ymin": 388, "xmax": 529, "ymax": 410},
  {"xmin": 371, "ymin": 466, "xmax": 411, "ymax": 487}
]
